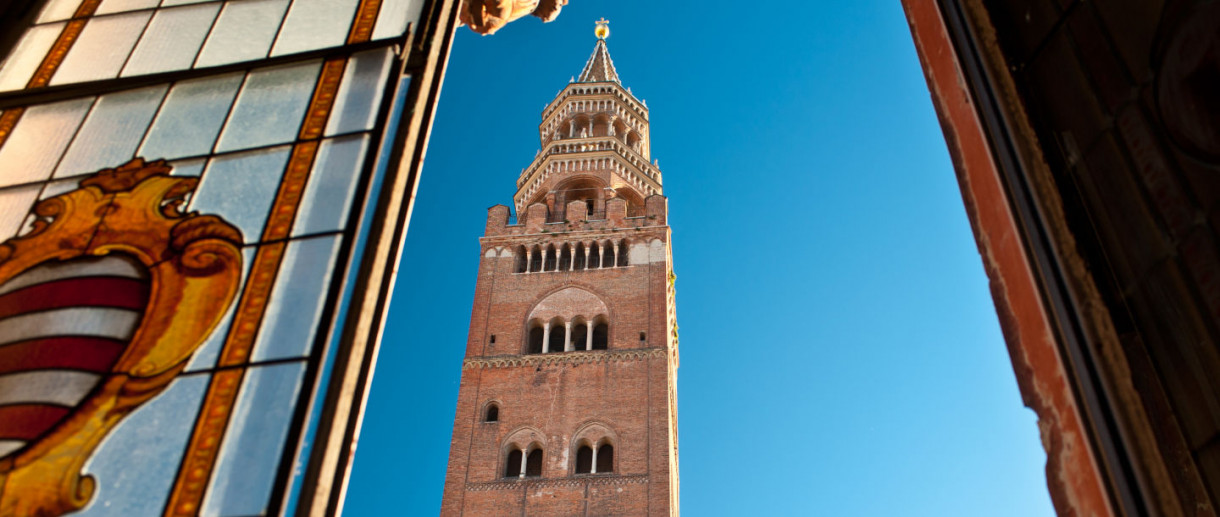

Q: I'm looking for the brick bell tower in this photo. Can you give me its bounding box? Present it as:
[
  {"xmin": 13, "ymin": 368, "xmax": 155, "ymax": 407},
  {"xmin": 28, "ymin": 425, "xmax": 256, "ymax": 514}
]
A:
[{"xmin": 440, "ymin": 20, "xmax": 680, "ymax": 516}]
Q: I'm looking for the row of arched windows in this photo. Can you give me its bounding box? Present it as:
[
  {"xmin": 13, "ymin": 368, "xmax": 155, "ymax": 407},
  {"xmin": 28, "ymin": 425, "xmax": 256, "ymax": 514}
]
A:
[
  {"xmin": 514, "ymin": 240, "xmax": 629, "ymax": 274},
  {"xmin": 500, "ymin": 441, "xmax": 615, "ymax": 478},
  {"xmin": 527, "ymin": 316, "xmax": 608, "ymax": 353}
]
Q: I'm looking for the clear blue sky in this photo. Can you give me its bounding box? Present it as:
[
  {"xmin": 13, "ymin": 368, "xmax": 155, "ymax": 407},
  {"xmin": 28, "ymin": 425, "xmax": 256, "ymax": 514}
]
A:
[{"xmin": 346, "ymin": 2, "xmax": 1055, "ymax": 515}]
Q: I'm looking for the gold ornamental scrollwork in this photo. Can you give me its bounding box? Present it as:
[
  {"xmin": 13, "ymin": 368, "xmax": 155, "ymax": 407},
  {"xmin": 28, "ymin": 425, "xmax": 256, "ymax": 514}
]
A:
[{"xmin": 0, "ymin": 159, "xmax": 243, "ymax": 516}]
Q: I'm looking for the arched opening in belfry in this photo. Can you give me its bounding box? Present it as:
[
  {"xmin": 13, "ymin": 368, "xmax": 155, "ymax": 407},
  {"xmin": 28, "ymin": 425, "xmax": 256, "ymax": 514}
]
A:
[
  {"xmin": 570, "ymin": 114, "xmax": 591, "ymax": 138},
  {"xmin": 504, "ymin": 449, "xmax": 522, "ymax": 478},
  {"xmin": 544, "ymin": 244, "xmax": 557, "ymax": 271},
  {"xmin": 601, "ymin": 240, "xmax": 616, "ymax": 268},
  {"xmin": 617, "ymin": 239, "xmax": 630, "ymax": 266},
  {"xmin": 613, "ymin": 119, "xmax": 629, "ymax": 141},
  {"xmin": 547, "ymin": 317, "xmax": 565, "ymax": 353},
  {"xmin": 575, "ymin": 445, "xmax": 593, "ymax": 474},
  {"xmin": 514, "ymin": 245, "xmax": 527, "ymax": 273},
  {"xmin": 592, "ymin": 318, "xmax": 609, "ymax": 350},
  {"xmin": 527, "ymin": 321, "xmax": 544, "ymax": 354},
  {"xmin": 559, "ymin": 244, "xmax": 572, "ymax": 271},
  {"xmin": 626, "ymin": 131, "xmax": 641, "ymax": 152},
  {"xmin": 592, "ymin": 113, "xmax": 611, "ymax": 137},
  {"xmin": 615, "ymin": 187, "xmax": 646, "ymax": 217},
  {"xmin": 525, "ymin": 448, "xmax": 543, "ymax": 477},
  {"xmin": 588, "ymin": 241, "xmax": 601, "ymax": 269},
  {"xmin": 571, "ymin": 317, "xmax": 588, "ymax": 350},
  {"xmin": 529, "ymin": 246, "xmax": 542, "ymax": 273},
  {"xmin": 596, "ymin": 443, "xmax": 614, "ymax": 473},
  {"xmin": 574, "ymin": 243, "xmax": 586, "ymax": 270},
  {"xmin": 553, "ymin": 177, "xmax": 604, "ymax": 222}
]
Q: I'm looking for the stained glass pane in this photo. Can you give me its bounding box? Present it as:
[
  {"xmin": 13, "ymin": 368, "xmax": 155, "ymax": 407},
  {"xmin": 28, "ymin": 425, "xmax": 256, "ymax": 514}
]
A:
[
  {"xmin": 96, "ymin": 0, "xmax": 160, "ymax": 16},
  {"xmin": 214, "ymin": 60, "xmax": 320, "ymax": 153},
  {"xmin": 251, "ymin": 234, "xmax": 343, "ymax": 361},
  {"xmin": 168, "ymin": 157, "xmax": 207, "ymax": 178},
  {"xmin": 202, "ymin": 361, "xmax": 306, "ymax": 517},
  {"xmin": 194, "ymin": 0, "xmax": 290, "ymax": 68},
  {"xmin": 0, "ymin": 184, "xmax": 43, "ymax": 240},
  {"xmin": 122, "ymin": 3, "xmax": 222, "ymax": 77},
  {"xmin": 188, "ymin": 145, "xmax": 292, "ymax": 243},
  {"xmin": 371, "ymin": 0, "xmax": 424, "ymax": 41},
  {"xmin": 293, "ymin": 135, "xmax": 370, "ymax": 235},
  {"xmin": 0, "ymin": 97, "xmax": 94, "ymax": 187},
  {"xmin": 139, "ymin": 72, "xmax": 243, "ymax": 160},
  {"xmin": 325, "ymin": 48, "xmax": 394, "ymax": 136},
  {"xmin": 36, "ymin": 0, "xmax": 80, "ymax": 23},
  {"xmin": 55, "ymin": 85, "xmax": 168, "ymax": 178},
  {"xmin": 50, "ymin": 11, "xmax": 152, "ymax": 86},
  {"xmin": 0, "ymin": 23, "xmax": 64, "ymax": 91},
  {"xmin": 75, "ymin": 375, "xmax": 209, "ymax": 517},
  {"xmin": 185, "ymin": 246, "xmax": 255, "ymax": 372},
  {"xmin": 270, "ymin": 0, "xmax": 360, "ymax": 57}
]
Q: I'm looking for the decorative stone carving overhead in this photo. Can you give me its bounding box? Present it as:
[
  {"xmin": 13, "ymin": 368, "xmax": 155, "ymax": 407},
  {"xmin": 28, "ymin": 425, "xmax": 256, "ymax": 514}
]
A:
[{"xmin": 460, "ymin": 0, "xmax": 570, "ymax": 35}]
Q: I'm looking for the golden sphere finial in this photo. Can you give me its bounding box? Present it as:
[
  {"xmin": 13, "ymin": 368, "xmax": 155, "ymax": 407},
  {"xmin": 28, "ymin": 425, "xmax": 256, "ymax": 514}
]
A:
[{"xmin": 595, "ymin": 18, "xmax": 610, "ymax": 39}]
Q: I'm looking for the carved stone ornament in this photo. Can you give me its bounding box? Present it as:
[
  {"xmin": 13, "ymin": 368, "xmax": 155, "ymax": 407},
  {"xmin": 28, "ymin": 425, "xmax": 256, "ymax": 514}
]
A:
[
  {"xmin": 0, "ymin": 158, "xmax": 243, "ymax": 516},
  {"xmin": 460, "ymin": 0, "xmax": 569, "ymax": 34}
]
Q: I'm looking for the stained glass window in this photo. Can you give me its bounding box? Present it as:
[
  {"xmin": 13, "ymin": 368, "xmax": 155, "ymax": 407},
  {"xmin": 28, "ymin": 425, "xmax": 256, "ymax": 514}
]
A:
[{"xmin": 0, "ymin": 0, "xmax": 450, "ymax": 514}]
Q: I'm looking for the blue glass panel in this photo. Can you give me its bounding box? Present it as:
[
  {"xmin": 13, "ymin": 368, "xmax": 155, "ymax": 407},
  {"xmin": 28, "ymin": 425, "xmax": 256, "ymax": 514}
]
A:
[
  {"xmin": 122, "ymin": 3, "xmax": 222, "ymax": 77},
  {"xmin": 168, "ymin": 157, "xmax": 207, "ymax": 177},
  {"xmin": 251, "ymin": 234, "xmax": 343, "ymax": 361},
  {"xmin": 188, "ymin": 145, "xmax": 291, "ymax": 243},
  {"xmin": 76, "ymin": 374, "xmax": 209, "ymax": 517},
  {"xmin": 325, "ymin": 48, "xmax": 393, "ymax": 136},
  {"xmin": 292, "ymin": 134, "xmax": 370, "ymax": 236},
  {"xmin": 194, "ymin": 0, "xmax": 290, "ymax": 68},
  {"xmin": 96, "ymin": 0, "xmax": 160, "ymax": 15},
  {"xmin": 0, "ymin": 184, "xmax": 43, "ymax": 240},
  {"xmin": 270, "ymin": 0, "xmax": 359, "ymax": 57},
  {"xmin": 36, "ymin": 0, "xmax": 78, "ymax": 23},
  {"xmin": 214, "ymin": 60, "xmax": 320, "ymax": 153},
  {"xmin": 55, "ymin": 85, "xmax": 168, "ymax": 178},
  {"xmin": 139, "ymin": 73, "xmax": 243, "ymax": 160},
  {"xmin": 0, "ymin": 23, "xmax": 64, "ymax": 92},
  {"xmin": 0, "ymin": 97, "xmax": 93, "ymax": 187},
  {"xmin": 50, "ymin": 11, "xmax": 152, "ymax": 85},
  {"xmin": 202, "ymin": 361, "xmax": 307, "ymax": 517},
  {"xmin": 371, "ymin": 0, "xmax": 424, "ymax": 41}
]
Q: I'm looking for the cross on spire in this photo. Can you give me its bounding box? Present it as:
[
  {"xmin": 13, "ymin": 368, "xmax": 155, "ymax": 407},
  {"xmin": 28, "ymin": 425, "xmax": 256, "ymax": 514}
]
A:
[{"xmin": 595, "ymin": 18, "xmax": 610, "ymax": 39}]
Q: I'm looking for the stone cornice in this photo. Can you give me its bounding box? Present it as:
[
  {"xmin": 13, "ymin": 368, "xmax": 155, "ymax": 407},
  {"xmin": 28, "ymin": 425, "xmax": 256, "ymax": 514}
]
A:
[
  {"xmin": 466, "ymin": 474, "xmax": 649, "ymax": 491},
  {"xmin": 463, "ymin": 348, "xmax": 666, "ymax": 370}
]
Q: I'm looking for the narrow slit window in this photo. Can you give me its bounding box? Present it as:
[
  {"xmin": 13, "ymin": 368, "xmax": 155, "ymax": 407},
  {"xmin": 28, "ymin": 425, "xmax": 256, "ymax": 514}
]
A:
[{"xmin": 485, "ymin": 405, "xmax": 498, "ymax": 423}]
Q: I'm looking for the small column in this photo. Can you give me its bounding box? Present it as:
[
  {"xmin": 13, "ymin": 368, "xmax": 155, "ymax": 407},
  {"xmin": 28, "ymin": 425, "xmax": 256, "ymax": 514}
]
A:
[
  {"xmin": 542, "ymin": 322, "xmax": 552, "ymax": 354},
  {"xmin": 585, "ymin": 323, "xmax": 593, "ymax": 351},
  {"xmin": 591, "ymin": 445, "xmax": 599, "ymax": 474},
  {"xmin": 611, "ymin": 242, "xmax": 619, "ymax": 267},
  {"xmin": 518, "ymin": 448, "xmax": 527, "ymax": 479},
  {"xmin": 564, "ymin": 322, "xmax": 573, "ymax": 352}
]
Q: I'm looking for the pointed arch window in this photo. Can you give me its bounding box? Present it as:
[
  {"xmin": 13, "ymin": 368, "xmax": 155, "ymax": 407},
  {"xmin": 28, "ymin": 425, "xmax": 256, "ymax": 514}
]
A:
[
  {"xmin": 525, "ymin": 448, "xmax": 543, "ymax": 477},
  {"xmin": 484, "ymin": 404, "xmax": 499, "ymax": 423},
  {"xmin": 574, "ymin": 243, "xmax": 586, "ymax": 270},
  {"xmin": 527, "ymin": 322, "xmax": 544, "ymax": 354},
  {"xmin": 514, "ymin": 245, "xmax": 528, "ymax": 273},
  {"xmin": 592, "ymin": 320, "xmax": 608, "ymax": 350},
  {"xmin": 602, "ymin": 240, "xmax": 616, "ymax": 268},
  {"xmin": 529, "ymin": 246, "xmax": 542, "ymax": 273},
  {"xmin": 504, "ymin": 449, "xmax": 523, "ymax": 478}
]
